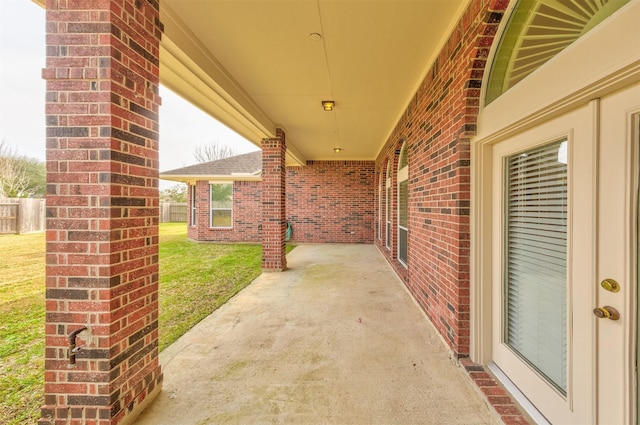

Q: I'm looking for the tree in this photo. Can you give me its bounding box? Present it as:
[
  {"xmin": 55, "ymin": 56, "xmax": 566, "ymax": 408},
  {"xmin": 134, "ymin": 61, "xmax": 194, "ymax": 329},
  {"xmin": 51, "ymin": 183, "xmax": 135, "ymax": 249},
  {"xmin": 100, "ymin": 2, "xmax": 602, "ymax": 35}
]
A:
[
  {"xmin": 21, "ymin": 157, "xmax": 46, "ymax": 197},
  {"xmin": 193, "ymin": 140, "xmax": 237, "ymax": 163},
  {"xmin": 210, "ymin": 183, "xmax": 232, "ymax": 205},
  {"xmin": 160, "ymin": 183, "xmax": 188, "ymax": 203},
  {"xmin": 0, "ymin": 141, "xmax": 46, "ymax": 198}
]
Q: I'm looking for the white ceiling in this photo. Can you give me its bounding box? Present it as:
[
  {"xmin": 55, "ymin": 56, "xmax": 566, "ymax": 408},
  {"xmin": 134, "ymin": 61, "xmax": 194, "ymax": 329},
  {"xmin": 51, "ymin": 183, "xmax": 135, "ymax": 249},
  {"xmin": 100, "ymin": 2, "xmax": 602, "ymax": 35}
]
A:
[{"xmin": 159, "ymin": 0, "xmax": 470, "ymax": 164}]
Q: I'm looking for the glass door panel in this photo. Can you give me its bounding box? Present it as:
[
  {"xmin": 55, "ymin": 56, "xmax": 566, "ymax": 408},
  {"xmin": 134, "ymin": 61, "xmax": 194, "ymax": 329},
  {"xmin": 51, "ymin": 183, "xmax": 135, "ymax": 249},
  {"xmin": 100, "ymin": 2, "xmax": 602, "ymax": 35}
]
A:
[
  {"xmin": 491, "ymin": 102, "xmax": 596, "ymax": 425},
  {"xmin": 504, "ymin": 139, "xmax": 567, "ymax": 394}
]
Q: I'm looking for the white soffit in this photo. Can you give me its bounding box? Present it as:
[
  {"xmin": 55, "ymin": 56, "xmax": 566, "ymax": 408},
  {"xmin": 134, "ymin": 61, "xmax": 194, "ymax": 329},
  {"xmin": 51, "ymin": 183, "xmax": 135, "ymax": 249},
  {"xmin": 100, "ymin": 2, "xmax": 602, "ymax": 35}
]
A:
[{"xmin": 160, "ymin": 0, "xmax": 469, "ymax": 162}]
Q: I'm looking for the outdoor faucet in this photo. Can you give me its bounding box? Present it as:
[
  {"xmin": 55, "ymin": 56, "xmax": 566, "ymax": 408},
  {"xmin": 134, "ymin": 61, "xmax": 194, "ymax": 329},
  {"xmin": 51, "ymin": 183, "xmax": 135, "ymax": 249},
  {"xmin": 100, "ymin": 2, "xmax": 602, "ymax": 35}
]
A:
[{"xmin": 68, "ymin": 326, "xmax": 87, "ymax": 365}]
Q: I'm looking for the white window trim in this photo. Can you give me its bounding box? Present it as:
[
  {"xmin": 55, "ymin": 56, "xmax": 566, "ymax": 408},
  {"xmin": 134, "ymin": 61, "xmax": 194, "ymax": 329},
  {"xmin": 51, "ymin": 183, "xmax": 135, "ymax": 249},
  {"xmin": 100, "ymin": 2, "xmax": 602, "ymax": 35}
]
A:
[
  {"xmin": 209, "ymin": 183, "xmax": 233, "ymax": 229},
  {"xmin": 190, "ymin": 184, "xmax": 196, "ymax": 227}
]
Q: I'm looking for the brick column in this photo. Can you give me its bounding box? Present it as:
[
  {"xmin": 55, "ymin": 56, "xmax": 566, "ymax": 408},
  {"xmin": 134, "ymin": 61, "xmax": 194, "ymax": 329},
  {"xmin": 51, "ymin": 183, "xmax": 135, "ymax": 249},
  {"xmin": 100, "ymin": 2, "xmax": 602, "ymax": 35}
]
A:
[
  {"xmin": 261, "ymin": 129, "xmax": 287, "ymax": 271},
  {"xmin": 195, "ymin": 180, "xmax": 209, "ymax": 240},
  {"xmin": 40, "ymin": 1, "xmax": 163, "ymax": 424}
]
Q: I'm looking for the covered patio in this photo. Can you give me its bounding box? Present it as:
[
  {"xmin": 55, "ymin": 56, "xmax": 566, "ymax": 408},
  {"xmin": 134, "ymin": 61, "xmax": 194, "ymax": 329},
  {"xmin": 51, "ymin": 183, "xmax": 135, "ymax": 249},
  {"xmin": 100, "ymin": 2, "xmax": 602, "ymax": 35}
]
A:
[
  {"xmin": 38, "ymin": 0, "xmax": 640, "ymax": 423},
  {"xmin": 134, "ymin": 244, "xmax": 498, "ymax": 424}
]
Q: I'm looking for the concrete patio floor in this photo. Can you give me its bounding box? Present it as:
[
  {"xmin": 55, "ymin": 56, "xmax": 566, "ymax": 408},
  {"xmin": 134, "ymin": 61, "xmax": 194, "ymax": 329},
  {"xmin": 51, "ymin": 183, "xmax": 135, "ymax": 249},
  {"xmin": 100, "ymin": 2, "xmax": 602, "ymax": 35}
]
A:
[{"xmin": 135, "ymin": 244, "xmax": 499, "ymax": 425}]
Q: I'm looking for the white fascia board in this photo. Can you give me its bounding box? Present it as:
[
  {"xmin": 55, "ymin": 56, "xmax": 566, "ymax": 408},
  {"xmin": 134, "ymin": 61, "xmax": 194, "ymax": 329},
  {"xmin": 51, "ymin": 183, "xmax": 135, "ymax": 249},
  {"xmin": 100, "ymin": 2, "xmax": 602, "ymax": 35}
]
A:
[{"xmin": 160, "ymin": 174, "xmax": 262, "ymax": 183}]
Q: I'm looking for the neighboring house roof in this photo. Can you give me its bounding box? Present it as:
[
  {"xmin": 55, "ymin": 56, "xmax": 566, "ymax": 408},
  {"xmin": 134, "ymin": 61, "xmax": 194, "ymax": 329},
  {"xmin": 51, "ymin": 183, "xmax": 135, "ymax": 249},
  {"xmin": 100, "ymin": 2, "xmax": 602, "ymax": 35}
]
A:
[{"xmin": 160, "ymin": 150, "xmax": 262, "ymax": 183}]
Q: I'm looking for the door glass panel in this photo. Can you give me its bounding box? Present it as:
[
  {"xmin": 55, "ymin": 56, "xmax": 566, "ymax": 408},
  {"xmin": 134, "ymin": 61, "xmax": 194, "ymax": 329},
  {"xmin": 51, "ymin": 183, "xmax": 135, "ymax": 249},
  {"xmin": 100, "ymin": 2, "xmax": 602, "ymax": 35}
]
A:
[{"xmin": 504, "ymin": 138, "xmax": 568, "ymax": 394}]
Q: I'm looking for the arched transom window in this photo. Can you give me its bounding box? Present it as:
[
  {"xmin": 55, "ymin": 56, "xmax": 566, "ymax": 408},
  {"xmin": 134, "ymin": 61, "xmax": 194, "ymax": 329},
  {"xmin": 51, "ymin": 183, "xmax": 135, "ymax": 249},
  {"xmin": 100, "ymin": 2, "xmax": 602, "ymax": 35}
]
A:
[{"xmin": 485, "ymin": 0, "xmax": 630, "ymax": 105}]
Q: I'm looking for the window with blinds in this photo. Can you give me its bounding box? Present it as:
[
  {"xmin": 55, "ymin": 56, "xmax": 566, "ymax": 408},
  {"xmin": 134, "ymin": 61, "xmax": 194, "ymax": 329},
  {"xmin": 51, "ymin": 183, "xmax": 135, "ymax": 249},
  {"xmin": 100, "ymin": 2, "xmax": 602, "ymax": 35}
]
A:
[
  {"xmin": 378, "ymin": 173, "xmax": 383, "ymax": 241},
  {"xmin": 398, "ymin": 180, "xmax": 408, "ymax": 262},
  {"xmin": 398, "ymin": 143, "xmax": 408, "ymax": 265},
  {"xmin": 504, "ymin": 138, "xmax": 568, "ymax": 395},
  {"xmin": 386, "ymin": 160, "xmax": 391, "ymax": 249}
]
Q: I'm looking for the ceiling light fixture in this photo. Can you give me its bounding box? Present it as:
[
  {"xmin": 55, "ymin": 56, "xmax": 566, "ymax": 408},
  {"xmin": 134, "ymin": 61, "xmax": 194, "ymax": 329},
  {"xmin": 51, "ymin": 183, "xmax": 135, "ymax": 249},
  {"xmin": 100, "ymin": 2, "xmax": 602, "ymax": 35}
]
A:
[
  {"xmin": 333, "ymin": 147, "xmax": 342, "ymax": 153},
  {"xmin": 322, "ymin": 100, "xmax": 335, "ymax": 111}
]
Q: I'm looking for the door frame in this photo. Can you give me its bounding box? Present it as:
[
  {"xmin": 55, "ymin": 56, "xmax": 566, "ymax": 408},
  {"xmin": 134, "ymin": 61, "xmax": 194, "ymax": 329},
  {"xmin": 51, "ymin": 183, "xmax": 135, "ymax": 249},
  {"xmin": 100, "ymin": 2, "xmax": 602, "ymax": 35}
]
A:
[
  {"xmin": 470, "ymin": 1, "xmax": 640, "ymax": 421},
  {"xmin": 596, "ymin": 89, "xmax": 640, "ymax": 425},
  {"xmin": 489, "ymin": 102, "xmax": 597, "ymax": 424}
]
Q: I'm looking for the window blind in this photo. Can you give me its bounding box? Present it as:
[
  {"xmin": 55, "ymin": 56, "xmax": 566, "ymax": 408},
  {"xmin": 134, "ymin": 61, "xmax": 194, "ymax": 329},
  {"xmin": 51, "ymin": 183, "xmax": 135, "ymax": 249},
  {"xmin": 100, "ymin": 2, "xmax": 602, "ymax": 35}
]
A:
[
  {"xmin": 504, "ymin": 139, "xmax": 568, "ymax": 395},
  {"xmin": 399, "ymin": 180, "xmax": 408, "ymax": 264}
]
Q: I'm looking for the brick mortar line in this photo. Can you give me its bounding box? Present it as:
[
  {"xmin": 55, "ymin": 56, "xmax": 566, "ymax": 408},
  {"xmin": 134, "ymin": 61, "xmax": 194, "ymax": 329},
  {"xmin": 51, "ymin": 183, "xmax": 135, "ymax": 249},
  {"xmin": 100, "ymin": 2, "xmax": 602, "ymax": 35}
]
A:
[{"xmin": 459, "ymin": 358, "xmax": 534, "ymax": 425}]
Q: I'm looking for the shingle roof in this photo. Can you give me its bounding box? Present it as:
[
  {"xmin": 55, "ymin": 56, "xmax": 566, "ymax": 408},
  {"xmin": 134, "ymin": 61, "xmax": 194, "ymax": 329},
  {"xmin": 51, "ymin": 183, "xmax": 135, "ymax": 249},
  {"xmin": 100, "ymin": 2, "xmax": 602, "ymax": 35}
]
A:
[{"xmin": 161, "ymin": 150, "xmax": 262, "ymax": 178}]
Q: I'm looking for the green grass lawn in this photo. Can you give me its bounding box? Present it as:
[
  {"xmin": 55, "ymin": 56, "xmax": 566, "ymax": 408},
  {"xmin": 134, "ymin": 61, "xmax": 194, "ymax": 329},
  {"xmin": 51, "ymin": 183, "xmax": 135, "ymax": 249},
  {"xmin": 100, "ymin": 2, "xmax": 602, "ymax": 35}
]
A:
[{"xmin": 0, "ymin": 223, "xmax": 289, "ymax": 425}]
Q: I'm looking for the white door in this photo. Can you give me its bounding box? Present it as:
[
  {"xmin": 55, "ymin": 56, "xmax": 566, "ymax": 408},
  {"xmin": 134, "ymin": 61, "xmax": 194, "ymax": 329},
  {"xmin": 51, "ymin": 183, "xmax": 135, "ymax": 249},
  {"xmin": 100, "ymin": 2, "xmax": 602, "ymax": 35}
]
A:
[
  {"xmin": 491, "ymin": 82, "xmax": 639, "ymax": 424},
  {"xmin": 595, "ymin": 83, "xmax": 639, "ymax": 425}
]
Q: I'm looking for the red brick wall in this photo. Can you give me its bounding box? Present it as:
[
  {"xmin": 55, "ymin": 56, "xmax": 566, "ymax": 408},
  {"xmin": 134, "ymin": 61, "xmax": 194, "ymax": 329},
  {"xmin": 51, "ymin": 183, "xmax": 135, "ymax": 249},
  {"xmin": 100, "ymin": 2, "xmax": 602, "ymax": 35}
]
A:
[
  {"xmin": 41, "ymin": 1, "xmax": 163, "ymax": 424},
  {"xmin": 261, "ymin": 130, "xmax": 287, "ymax": 271},
  {"xmin": 233, "ymin": 181, "xmax": 263, "ymax": 240},
  {"xmin": 188, "ymin": 180, "xmax": 262, "ymax": 243},
  {"xmin": 375, "ymin": 0, "xmax": 508, "ymax": 358},
  {"xmin": 287, "ymin": 161, "xmax": 375, "ymax": 244},
  {"xmin": 188, "ymin": 160, "xmax": 375, "ymax": 244}
]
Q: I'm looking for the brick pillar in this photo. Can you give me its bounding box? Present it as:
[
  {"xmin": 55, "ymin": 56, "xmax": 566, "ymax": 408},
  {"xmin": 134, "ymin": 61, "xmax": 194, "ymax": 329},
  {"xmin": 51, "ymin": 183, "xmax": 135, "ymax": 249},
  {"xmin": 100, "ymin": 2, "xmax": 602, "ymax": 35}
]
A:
[
  {"xmin": 40, "ymin": 1, "xmax": 163, "ymax": 424},
  {"xmin": 195, "ymin": 180, "xmax": 209, "ymax": 240},
  {"xmin": 261, "ymin": 129, "xmax": 287, "ymax": 271}
]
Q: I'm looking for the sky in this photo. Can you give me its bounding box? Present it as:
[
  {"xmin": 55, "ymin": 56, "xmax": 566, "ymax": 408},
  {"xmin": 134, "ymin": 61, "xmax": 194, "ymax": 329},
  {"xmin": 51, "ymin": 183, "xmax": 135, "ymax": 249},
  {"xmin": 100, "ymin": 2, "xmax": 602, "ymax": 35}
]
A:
[{"xmin": 0, "ymin": 0, "xmax": 259, "ymax": 188}]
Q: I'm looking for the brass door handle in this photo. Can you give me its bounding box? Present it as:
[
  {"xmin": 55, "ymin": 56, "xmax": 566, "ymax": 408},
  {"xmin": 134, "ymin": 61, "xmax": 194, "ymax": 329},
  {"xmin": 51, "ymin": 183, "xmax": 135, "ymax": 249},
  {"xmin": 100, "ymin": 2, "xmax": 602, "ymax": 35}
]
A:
[
  {"xmin": 601, "ymin": 278, "xmax": 620, "ymax": 293},
  {"xmin": 593, "ymin": 306, "xmax": 620, "ymax": 321}
]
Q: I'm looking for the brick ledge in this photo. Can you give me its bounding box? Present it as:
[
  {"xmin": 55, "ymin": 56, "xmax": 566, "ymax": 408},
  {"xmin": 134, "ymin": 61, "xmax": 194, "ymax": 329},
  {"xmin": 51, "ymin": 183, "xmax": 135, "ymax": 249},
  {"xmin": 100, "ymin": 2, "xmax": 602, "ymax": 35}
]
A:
[{"xmin": 459, "ymin": 358, "xmax": 534, "ymax": 425}]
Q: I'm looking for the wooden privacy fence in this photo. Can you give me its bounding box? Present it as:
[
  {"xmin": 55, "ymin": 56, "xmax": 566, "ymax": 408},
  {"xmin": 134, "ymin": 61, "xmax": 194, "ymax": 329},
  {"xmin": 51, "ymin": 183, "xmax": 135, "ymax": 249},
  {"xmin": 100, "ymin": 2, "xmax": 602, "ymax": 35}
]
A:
[
  {"xmin": 0, "ymin": 199, "xmax": 185, "ymax": 233},
  {"xmin": 0, "ymin": 198, "xmax": 46, "ymax": 234},
  {"xmin": 160, "ymin": 202, "xmax": 187, "ymax": 223}
]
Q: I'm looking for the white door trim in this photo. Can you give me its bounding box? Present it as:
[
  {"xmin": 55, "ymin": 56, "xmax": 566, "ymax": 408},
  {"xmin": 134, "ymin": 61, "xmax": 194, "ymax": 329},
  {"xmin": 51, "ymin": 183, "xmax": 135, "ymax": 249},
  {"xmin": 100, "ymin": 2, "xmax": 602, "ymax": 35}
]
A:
[
  {"xmin": 471, "ymin": 0, "xmax": 640, "ymax": 366},
  {"xmin": 470, "ymin": 1, "xmax": 640, "ymax": 422},
  {"xmin": 596, "ymin": 88, "xmax": 640, "ymax": 425},
  {"xmin": 489, "ymin": 103, "xmax": 597, "ymax": 424}
]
